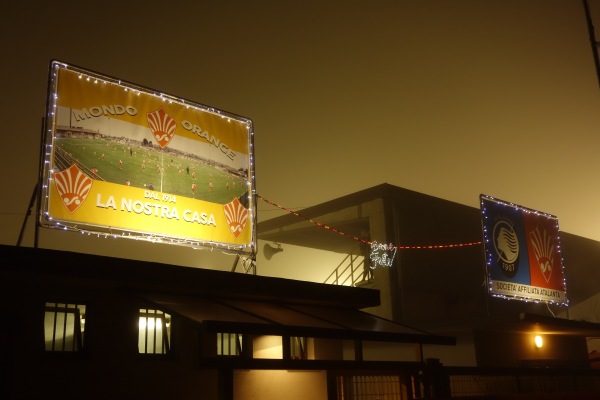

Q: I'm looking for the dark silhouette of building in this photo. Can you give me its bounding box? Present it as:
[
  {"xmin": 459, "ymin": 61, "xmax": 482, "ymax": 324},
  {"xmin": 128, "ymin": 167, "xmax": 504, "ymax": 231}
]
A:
[
  {"xmin": 4, "ymin": 183, "xmax": 600, "ymax": 399},
  {"xmin": 1, "ymin": 244, "xmax": 455, "ymax": 399}
]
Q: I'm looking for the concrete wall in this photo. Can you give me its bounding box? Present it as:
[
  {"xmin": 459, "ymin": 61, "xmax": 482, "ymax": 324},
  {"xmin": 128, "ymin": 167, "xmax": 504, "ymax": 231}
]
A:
[{"xmin": 233, "ymin": 370, "xmax": 327, "ymax": 400}]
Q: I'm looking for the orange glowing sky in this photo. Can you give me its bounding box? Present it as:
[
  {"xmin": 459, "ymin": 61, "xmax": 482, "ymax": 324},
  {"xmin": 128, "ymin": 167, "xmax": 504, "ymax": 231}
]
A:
[{"xmin": 2, "ymin": 1, "xmax": 600, "ymax": 269}]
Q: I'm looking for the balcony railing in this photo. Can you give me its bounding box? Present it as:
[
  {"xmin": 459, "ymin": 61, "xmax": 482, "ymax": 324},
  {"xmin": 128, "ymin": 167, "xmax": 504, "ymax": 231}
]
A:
[{"xmin": 324, "ymin": 244, "xmax": 371, "ymax": 286}]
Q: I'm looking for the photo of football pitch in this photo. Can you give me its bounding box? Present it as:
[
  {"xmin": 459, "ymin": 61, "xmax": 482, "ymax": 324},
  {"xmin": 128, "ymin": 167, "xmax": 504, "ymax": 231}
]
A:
[{"xmin": 52, "ymin": 136, "xmax": 249, "ymax": 205}]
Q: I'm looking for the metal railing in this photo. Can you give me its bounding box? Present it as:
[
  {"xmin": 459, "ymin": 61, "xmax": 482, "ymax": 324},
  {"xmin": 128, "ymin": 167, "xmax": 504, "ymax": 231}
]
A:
[
  {"xmin": 441, "ymin": 366, "xmax": 600, "ymax": 399},
  {"xmin": 332, "ymin": 365, "xmax": 600, "ymax": 399},
  {"xmin": 324, "ymin": 244, "xmax": 368, "ymax": 286}
]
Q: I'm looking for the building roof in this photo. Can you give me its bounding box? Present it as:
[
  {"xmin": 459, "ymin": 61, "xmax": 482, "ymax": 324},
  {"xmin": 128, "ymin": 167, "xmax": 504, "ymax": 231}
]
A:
[
  {"xmin": 142, "ymin": 292, "xmax": 454, "ymax": 344},
  {"xmin": 0, "ymin": 244, "xmax": 455, "ymax": 346}
]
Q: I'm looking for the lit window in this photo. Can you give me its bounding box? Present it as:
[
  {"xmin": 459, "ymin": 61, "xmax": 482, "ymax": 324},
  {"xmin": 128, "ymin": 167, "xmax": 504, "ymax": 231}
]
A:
[
  {"xmin": 44, "ymin": 302, "xmax": 86, "ymax": 352},
  {"xmin": 218, "ymin": 332, "xmax": 243, "ymax": 356},
  {"xmin": 138, "ymin": 309, "xmax": 171, "ymax": 354},
  {"xmin": 291, "ymin": 336, "xmax": 307, "ymax": 360}
]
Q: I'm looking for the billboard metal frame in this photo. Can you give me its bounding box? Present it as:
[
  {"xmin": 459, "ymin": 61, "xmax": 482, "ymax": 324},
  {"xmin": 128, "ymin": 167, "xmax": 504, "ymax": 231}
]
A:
[
  {"xmin": 480, "ymin": 194, "xmax": 568, "ymax": 306},
  {"xmin": 38, "ymin": 60, "xmax": 256, "ymax": 255}
]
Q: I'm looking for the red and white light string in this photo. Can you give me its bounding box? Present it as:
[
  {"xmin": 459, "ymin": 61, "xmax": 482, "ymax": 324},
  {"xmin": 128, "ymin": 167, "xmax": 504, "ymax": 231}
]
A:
[{"xmin": 257, "ymin": 195, "xmax": 482, "ymax": 250}]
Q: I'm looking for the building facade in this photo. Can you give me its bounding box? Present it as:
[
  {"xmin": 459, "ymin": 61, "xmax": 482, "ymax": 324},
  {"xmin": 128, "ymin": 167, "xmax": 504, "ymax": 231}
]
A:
[
  {"xmin": 1, "ymin": 244, "xmax": 454, "ymax": 400},
  {"xmin": 257, "ymin": 184, "xmax": 600, "ymax": 369}
]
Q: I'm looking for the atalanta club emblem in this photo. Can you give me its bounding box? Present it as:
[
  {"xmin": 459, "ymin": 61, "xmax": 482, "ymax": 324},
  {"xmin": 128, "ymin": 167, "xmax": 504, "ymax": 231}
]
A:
[
  {"xmin": 224, "ymin": 197, "xmax": 249, "ymax": 238},
  {"xmin": 492, "ymin": 219, "xmax": 519, "ymax": 278},
  {"xmin": 147, "ymin": 107, "xmax": 177, "ymax": 149},
  {"xmin": 53, "ymin": 164, "xmax": 93, "ymax": 213}
]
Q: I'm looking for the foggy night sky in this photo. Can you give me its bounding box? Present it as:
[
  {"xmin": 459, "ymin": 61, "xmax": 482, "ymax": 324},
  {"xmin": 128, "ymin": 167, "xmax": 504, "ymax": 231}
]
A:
[{"xmin": 2, "ymin": 1, "xmax": 600, "ymax": 270}]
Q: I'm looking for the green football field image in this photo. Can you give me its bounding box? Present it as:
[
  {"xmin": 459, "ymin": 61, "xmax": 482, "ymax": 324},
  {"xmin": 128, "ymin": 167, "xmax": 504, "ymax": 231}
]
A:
[{"xmin": 53, "ymin": 137, "xmax": 248, "ymax": 205}]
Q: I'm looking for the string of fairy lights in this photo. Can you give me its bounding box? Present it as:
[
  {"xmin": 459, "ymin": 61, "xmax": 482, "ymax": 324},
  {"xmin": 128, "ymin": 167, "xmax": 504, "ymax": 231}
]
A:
[
  {"xmin": 41, "ymin": 61, "xmax": 483, "ymax": 252},
  {"xmin": 39, "ymin": 61, "xmax": 256, "ymax": 254},
  {"xmin": 257, "ymin": 194, "xmax": 567, "ymax": 306},
  {"xmin": 256, "ymin": 194, "xmax": 483, "ymax": 250},
  {"xmin": 29, "ymin": 192, "xmax": 484, "ymax": 252},
  {"xmin": 30, "ymin": 61, "xmax": 568, "ymax": 308}
]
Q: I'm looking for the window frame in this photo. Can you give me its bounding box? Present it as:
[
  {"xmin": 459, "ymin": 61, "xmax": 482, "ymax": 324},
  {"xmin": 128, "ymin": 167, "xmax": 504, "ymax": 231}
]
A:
[
  {"xmin": 291, "ymin": 336, "xmax": 308, "ymax": 360},
  {"xmin": 217, "ymin": 332, "xmax": 243, "ymax": 357},
  {"xmin": 43, "ymin": 301, "xmax": 86, "ymax": 355},
  {"xmin": 138, "ymin": 308, "xmax": 172, "ymax": 355}
]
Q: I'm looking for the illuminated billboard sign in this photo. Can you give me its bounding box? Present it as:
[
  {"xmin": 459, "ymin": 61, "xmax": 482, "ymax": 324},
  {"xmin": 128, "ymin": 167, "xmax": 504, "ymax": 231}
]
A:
[
  {"xmin": 39, "ymin": 60, "xmax": 256, "ymax": 253},
  {"xmin": 480, "ymin": 195, "xmax": 567, "ymax": 305}
]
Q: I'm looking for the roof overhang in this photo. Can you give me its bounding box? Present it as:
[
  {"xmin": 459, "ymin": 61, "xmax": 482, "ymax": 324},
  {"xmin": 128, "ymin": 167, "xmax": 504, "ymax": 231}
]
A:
[
  {"xmin": 519, "ymin": 313, "xmax": 600, "ymax": 337},
  {"xmin": 141, "ymin": 293, "xmax": 456, "ymax": 346}
]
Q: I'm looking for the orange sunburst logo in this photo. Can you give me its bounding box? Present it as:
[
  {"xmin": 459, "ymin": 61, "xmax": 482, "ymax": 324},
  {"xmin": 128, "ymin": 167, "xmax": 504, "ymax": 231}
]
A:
[
  {"xmin": 530, "ymin": 227, "xmax": 554, "ymax": 283},
  {"xmin": 147, "ymin": 107, "xmax": 177, "ymax": 148},
  {"xmin": 53, "ymin": 164, "xmax": 93, "ymax": 213},
  {"xmin": 224, "ymin": 197, "xmax": 249, "ymax": 239}
]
